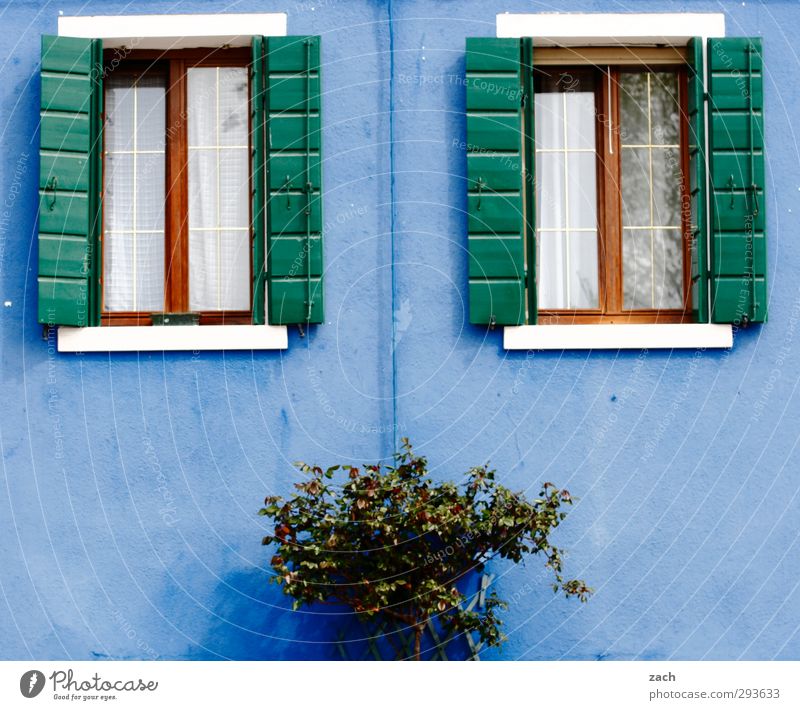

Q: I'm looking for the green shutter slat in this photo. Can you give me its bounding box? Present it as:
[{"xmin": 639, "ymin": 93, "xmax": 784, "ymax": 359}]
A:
[
  {"xmin": 270, "ymin": 279, "xmax": 323, "ymax": 324},
  {"xmin": 270, "ymin": 236, "xmax": 323, "ymax": 277},
  {"xmin": 466, "ymin": 37, "xmax": 526, "ymax": 326},
  {"xmin": 40, "ymin": 113, "xmax": 91, "ymax": 152},
  {"xmin": 265, "ymin": 36, "xmax": 324, "ymax": 326},
  {"xmin": 39, "ymin": 152, "xmax": 90, "ymax": 192},
  {"xmin": 268, "ymin": 115, "xmax": 321, "ymax": 150},
  {"xmin": 268, "ymin": 154, "xmax": 321, "ymax": 189},
  {"xmin": 39, "ymin": 235, "xmax": 89, "ymax": 278},
  {"xmin": 687, "ymin": 37, "xmax": 709, "ymax": 323},
  {"xmin": 251, "ymin": 36, "xmax": 266, "ymax": 325},
  {"xmin": 38, "ymin": 35, "xmax": 102, "ymax": 328},
  {"xmin": 267, "ymin": 76, "xmax": 321, "ymax": 111},
  {"xmin": 708, "ymin": 37, "xmax": 767, "ymax": 324},
  {"xmin": 41, "ymin": 35, "xmax": 93, "ymax": 73}
]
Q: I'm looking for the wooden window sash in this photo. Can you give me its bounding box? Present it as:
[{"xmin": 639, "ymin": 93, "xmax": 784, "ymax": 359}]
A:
[
  {"xmin": 533, "ymin": 45, "xmax": 688, "ymax": 67},
  {"xmin": 535, "ymin": 63, "xmax": 693, "ymax": 325},
  {"xmin": 101, "ymin": 48, "xmax": 252, "ymax": 326}
]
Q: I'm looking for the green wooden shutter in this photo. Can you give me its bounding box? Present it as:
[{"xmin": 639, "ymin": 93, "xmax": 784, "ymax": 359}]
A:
[
  {"xmin": 687, "ymin": 37, "xmax": 709, "ymax": 323},
  {"xmin": 251, "ymin": 37, "xmax": 267, "ymax": 325},
  {"xmin": 264, "ymin": 36, "xmax": 323, "ymax": 325},
  {"xmin": 466, "ymin": 37, "xmax": 526, "ymax": 326},
  {"xmin": 38, "ymin": 35, "xmax": 102, "ymax": 327},
  {"xmin": 707, "ymin": 37, "xmax": 766, "ymax": 324}
]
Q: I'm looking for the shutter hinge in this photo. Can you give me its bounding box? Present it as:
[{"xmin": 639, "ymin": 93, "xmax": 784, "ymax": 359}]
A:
[
  {"xmin": 489, "ymin": 315, "xmax": 497, "ymax": 331},
  {"xmin": 520, "ymin": 90, "xmax": 527, "ymax": 108}
]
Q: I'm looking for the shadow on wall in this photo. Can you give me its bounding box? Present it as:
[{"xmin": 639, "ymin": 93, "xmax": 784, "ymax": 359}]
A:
[
  {"xmin": 193, "ymin": 569, "xmax": 344, "ymax": 660},
  {"xmin": 196, "ymin": 569, "xmax": 479, "ymax": 660}
]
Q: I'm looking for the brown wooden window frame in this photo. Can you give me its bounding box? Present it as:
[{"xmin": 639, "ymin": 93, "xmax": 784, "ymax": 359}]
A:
[
  {"xmin": 100, "ymin": 47, "xmax": 253, "ymax": 326},
  {"xmin": 531, "ymin": 54, "xmax": 692, "ymax": 326}
]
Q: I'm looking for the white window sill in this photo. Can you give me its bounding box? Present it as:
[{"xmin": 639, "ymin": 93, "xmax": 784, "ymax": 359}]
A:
[
  {"xmin": 57, "ymin": 325, "xmax": 288, "ymax": 353},
  {"xmin": 503, "ymin": 324, "xmax": 732, "ymax": 351}
]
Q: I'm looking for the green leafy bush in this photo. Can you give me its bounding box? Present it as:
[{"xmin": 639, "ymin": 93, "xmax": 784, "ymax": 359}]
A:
[{"xmin": 259, "ymin": 439, "xmax": 590, "ymax": 659}]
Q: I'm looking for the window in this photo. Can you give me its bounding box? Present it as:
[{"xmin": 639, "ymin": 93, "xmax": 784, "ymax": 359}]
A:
[
  {"xmin": 533, "ymin": 63, "xmax": 691, "ymax": 323},
  {"xmin": 38, "ymin": 29, "xmax": 324, "ymax": 351},
  {"xmin": 102, "ymin": 49, "xmax": 252, "ymax": 325},
  {"xmin": 465, "ymin": 34, "xmax": 766, "ymax": 345}
]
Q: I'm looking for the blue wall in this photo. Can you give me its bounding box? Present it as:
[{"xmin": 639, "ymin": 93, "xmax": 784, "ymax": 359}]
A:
[{"xmin": 1, "ymin": 0, "xmax": 799, "ymax": 660}]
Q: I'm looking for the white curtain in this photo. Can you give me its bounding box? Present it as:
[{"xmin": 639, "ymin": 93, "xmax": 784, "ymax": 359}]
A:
[
  {"xmin": 534, "ymin": 89, "xmax": 598, "ymax": 309},
  {"xmin": 187, "ymin": 67, "xmax": 250, "ymax": 312},
  {"xmin": 103, "ymin": 73, "xmax": 165, "ymax": 312}
]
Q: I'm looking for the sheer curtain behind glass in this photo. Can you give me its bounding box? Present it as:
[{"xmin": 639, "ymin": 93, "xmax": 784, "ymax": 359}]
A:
[
  {"xmin": 187, "ymin": 67, "xmax": 250, "ymax": 311},
  {"xmin": 619, "ymin": 72, "xmax": 684, "ymax": 310},
  {"xmin": 534, "ymin": 71, "xmax": 599, "ymax": 310},
  {"xmin": 103, "ymin": 73, "xmax": 166, "ymax": 311}
]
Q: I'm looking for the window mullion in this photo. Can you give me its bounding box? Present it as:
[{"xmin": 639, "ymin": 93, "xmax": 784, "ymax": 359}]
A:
[
  {"xmin": 165, "ymin": 59, "xmax": 189, "ymax": 313},
  {"xmin": 600, "ymin": 67, "xmax": 623, "ymax": 315}
]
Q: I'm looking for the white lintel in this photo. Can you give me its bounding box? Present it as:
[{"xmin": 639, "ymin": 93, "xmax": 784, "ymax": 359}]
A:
[
  {"xmin": 58, "ymin": 13, "xmax": 287, "ymax": 49},
  {"xmin": 496, "ymin": 12, "xmax": 725, "ymax": 45}
]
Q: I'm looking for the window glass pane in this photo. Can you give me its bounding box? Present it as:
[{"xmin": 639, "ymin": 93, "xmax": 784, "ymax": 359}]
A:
[
  {"xmin": 187, "ymin": 68, "xmax": 217, "ymax": 146},
  {"xmin": 565, "ymin": 90, "xmax": 596, "ymax": 150},
  {"xmin": 537, "ymin": 231, "xmax": 567, "ymax": 309},
  {"xmin": 621, "ymin": 147, "xmax": 650, "ymax": 226},
  {"xmin": 567, "ymin": 231, "xmax": 599, "ymax": 308},
  {"xmin": 187, "ymin": 67, "xmax": 250, "ymax": 312},
  {"xmin": 218, "ymin": 67, "xmax": 249, "ymax": 146},
  {"xmin": 619, "ymin": 73, "xmax": 649, "ymax": 145},
  {"xmin": 103, "ymin": 73, "xmax": 166, "ymax": 312},
  {"xmin": 652, "ymin": 147, "xmax": 683, "ymax": 226},
  {"xmin": 623, "ymin": 229, "xmax": 684, "ymax": 310},
  {"xmin": 104, "ymin": 153, "xmax": 134, "ymax": 231},
  {"xmin": 104, "ymin": 81, "xmax": 134, "ymax": 151},
  {"xmin": 135, "ymin": 74, "xmax": 166, "ymax": 151},
  {"xmin": 188, "ymin": 230, "xmax": 250, "ymax": 311},
  {"xmin": 538, "ymin": 231, "xmax": 599, "ymax": 310},
  {"xmin": 567, "ymin": 151, "xmax": 597, "ymax": 229},
  {"xmin": 534, "ymin": 92, "xmax": 564, "ymax": 150},
  {"xmin": 188, "ymin": 150, "xmax": 218, "ymax": 229},
  {"xmin": 136, "ymin": 153, "xmax": 165, "ymax": 232},
  {"xmin": 653, "ymin": 229, "xmax": 684, "ymax": 309},
  {"xmin": 619, "ymin": 71, "xmax": 684, "ymax": 311},
  {"xmin": 534, "ymin": 70, "xmax": 599, "ymax": 309},
  {"xmin": 650, "ymin": 73, "xmax": 680, "ymax": 146},
  {"xmin": 622, "ymin": 229, "xmax": 652, "ymax": 310},
  {"xmin": 535, "ymin": 152, "xmax": 565, "ymax": 230},
  {"xmin": 219, "ymin": 150, "xmax": 249, "ymax": 227}
]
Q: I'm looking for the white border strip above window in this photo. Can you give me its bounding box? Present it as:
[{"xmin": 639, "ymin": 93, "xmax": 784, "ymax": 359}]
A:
[
  {"xmin": 496, "ymin": 12, "xmax": 725, "ymax": 44},
  {"xmin": 57, "ymin": 325, "xmax": 289, "ymax": 353},
  {"xmin": 58, "ymin": 13, "xmax": 288, "ymax": 49},
  {"xmin": 504, "ymin": 324, "xmax": 732, "ymax": 351}
]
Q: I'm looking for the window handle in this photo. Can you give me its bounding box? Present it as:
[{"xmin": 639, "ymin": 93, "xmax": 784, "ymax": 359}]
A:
[
  {"xmin": 476, "ymin": 177, "xmax": 486, "ymax": 211},
  {"xmin": 44, "ymin": 176, "xmax": 58, "ymax": 211}
]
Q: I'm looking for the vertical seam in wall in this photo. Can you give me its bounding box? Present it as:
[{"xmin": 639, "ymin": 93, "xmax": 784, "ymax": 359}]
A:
[{"xmin": 388, "ymin": 0, "xmax": 399, "ymax": 457}]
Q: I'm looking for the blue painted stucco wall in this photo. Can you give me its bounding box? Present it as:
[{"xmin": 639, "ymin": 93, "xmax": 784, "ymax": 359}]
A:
[{"xmin": 1, "ymin": 0, "xmax": 798, "ymax": 660}]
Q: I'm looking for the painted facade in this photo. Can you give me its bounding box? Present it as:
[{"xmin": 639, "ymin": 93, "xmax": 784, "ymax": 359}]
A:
[{"xmin": 0, "ymin": 0, "xmax": 798, "ymax": 660}]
